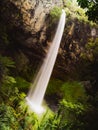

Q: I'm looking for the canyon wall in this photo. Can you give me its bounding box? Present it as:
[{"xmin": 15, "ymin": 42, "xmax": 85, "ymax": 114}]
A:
[{"xmin": 0, "ymin": 0, "xmax": 97, "ymax": 80}]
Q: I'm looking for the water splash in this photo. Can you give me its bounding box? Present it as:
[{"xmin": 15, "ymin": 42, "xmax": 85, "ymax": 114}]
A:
[{"xmin": 26, "ymin": 10, "xmax": 66, "ymax": 114}]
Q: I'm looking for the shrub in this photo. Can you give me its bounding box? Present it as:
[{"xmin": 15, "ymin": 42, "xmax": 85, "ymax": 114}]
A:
[
  {"xmin": 56, "ymin": 99, "xmax": 89, "ymax": 130},
  {"xmin": 60, "ymin": 81, "xmax": 87, "ymax": 103},
  {"xmin": 46, "ymin": 79, "xmax": 63, "ymax": 95},
  {"xmin": 50, "ymin": 6, "xmax": 62, "ymax": 23}
]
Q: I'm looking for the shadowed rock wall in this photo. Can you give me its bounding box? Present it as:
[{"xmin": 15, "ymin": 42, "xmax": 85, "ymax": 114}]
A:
[
  {"xmin": 0, "ymin": 0, "xmax": 97, "ymax": 81},
  {"xmin": 0, "ymin": 0, "xmax": 63, "ymax": 80}
]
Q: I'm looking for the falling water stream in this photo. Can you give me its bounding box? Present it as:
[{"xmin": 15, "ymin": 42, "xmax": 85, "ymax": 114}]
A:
[{"xmin": 26, "ymin": 10, "xmax": 66, "ymax": 114}]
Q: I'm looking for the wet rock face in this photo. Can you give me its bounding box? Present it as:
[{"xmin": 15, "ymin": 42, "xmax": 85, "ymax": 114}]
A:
[
  {"xmin": 0, "ymin": 0, "xmax": 96, "ymax": 80},
  {"xmin": 0, "ymin": 0, "xmax": 63, "ymax": 51},
  {"xmin": 52, "ymin": 19, "xmax": 92, "ymax": 80},
  {"xmin": 11, "ymin": 0, "xmax": 50, "ymax": 33},
  {"xmin": 0, "ymin": 0, "xmax": 63, "ymax": 78},
  {"xmin": 9, "ymin": 0, "xmax": 63, "ymax": 44}
]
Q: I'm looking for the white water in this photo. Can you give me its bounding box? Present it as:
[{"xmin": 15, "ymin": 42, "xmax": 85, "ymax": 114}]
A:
[{"xmin": 26, "ymin": 10, "xmax": 66, "ymax": 114}]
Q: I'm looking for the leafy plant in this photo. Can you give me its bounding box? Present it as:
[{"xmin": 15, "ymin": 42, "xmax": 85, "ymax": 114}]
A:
[
  {"xmin": 13, "ymin": 77, "xmax": 30, "ymax": 91},
  {"xmin": 0, "ymin": 55, "xmax": 15, "ymax": 68},
  {"xmin": 56, "ymin": 99, "xmax": 90, "ymax": 130},
  {"xmin": 50, "ymin": 6, "xmax": 62, "ymax": 23},
  {"xmin": 38, "ymin": 110, "xmax": 61, "ymax": 130},
  {"xmin": 60, "ymin": 81, "xmax": 87, "ymax": 103},
  {"xmin": 0, "ymin": 101, "xmax": 38, "ymax": 130},
  {"xmin": 46, "ymin": 79, "xmax": 63, "ymax": 95},
  {"xmin": 0, "ymin": 55, "xmax": 15, "ymax": 80},
  {"xmin": 77, "ymin": 0, "xmax": 98, "ymax": 22},
  {"xmin": 0, "ymin": 104, "xmax": 19, "ymax": 130}
]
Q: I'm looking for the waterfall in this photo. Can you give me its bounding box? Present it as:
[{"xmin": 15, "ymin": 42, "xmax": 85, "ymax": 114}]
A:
[{"xmin": 26, "ymin": 10, "xmax": 66, "ymax": 114}]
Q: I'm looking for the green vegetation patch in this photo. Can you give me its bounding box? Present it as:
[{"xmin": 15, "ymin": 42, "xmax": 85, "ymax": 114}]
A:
[{"xmin": 50, "ymin": 6, "xmax": 62, "ymax": 23}]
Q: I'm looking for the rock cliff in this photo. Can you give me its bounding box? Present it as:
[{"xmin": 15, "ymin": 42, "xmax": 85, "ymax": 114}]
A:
[
  {"xmin": 0, "ymin": 0, "xmax": 63, "ymax": 79},
  {"xmin": 0, "ymin": 0, "xmax": 97, "ymax": 80}
]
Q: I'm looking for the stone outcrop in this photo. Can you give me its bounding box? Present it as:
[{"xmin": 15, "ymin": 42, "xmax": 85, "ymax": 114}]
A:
[
  {"xmin": 0, "ymin": 0, "xmax": 63, "ymax": 48},
  {"xmin": 0, "ymin": 0, "xmax": 63, "ymax": 79},
  {"xmin": 9, "ymin": 0, "xmax": 63, "ymax": 45},
  {"xmin": 0, "ymin": 0, "xmax": 97, "ymax": 80},
  {"xmin": 52, "ymin": 19, "xmax": 92, "ymax": 80}
]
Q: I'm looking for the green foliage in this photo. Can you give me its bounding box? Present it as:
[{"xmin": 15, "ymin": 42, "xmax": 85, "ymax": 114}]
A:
[
  {"xmin": 50, "ymin": 6, "xmax": 62, "ymax": 23},
  {"xmin": 0, "ymin": 101, "xmax": 38, "ymax": 130},
  {"xmin": 77, "ymin": 0, "xmax": 98, "ymax": 22},
  {"xmin": 63, "ymin": 0, "xmax": 97, "ymax": 24},
  {"xmin": 0, "ymin": 104, "xmax": 19, "ymax": 130},
  {"xmin": 37, "ymin": 99, "xmax": 90, "ymax": 130},
  {"xmin": 0, "ymin": 76, "xmax": 16, "ymax": 102},
  {"xmin": 0, "ymin": 55, "xmax": 38, "ymax": 130},
  {"xmin": 13, "ymin": 77, "xmax": 30, "ymax": 91},
  {"xmin": 0, "ymin": 55, "xmax": 15, "ymax": 80},
  {"xmin": 38, "ymin": 113, "xmax": 55, "ymax": 130},
  {"xmin": 0, "ymin": 75, "xmax": 38, "ymax": 130},
  {"xmin": 57, "ymin": 99, "xmax": 89, "ymax": 130},
  {"xmin": 0, "ymin": 24, "xmax": 9, "ymax": 47},
  {"xmin": 37, "ymin": 109, "xmax": 64, "ymax": 130},
  {"xmin": 80, "ymin": 38, "xmax": 98, "ymax": 66},
  {"xmin": 46, "ymin": 79, "xmax": 63, "ymax": 95},
  {"xmin": 0, "ymin": 55, "xmax": 15, "ymax": 68},
  {"xmin": 77, "ymin": 0, "xmax": 90, "ymax": 8},
  {"xmin": 63, "ymin": 0, "xmax": 88, "ymax": 22},
  {"xmin": 79, "ymin": 38, "xmax": 98, "ymax": 84},
  {"xmin": 0, "ymin": 75, "xmax": 30, "ymax": 104},
  {"xmin": 60, "ymin": 81, "xmax": 87, "ymax": 103},
  {"xmin": 60, "ymin": 99, "xmax": 85, "ymax": 114},
  {"xmin": 47, "ymin": 79, "xmax": 87, "ymax": 103},
  {"xmin": 45, "ymin": 79, "xmax": 94, "ymax": 130},
  {"xmin": 85, "ymin": 38, "xmax": 98, "ymax": 60}
]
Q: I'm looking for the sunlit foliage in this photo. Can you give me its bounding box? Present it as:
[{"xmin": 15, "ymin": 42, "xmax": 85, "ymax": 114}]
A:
[
  {"xmin": 50, "ymin": 6, "xmax": 62, "ymax": 23},
  {"xmin": 77, "ymin": 0, "xmax": 98, "ymax": 22}
]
